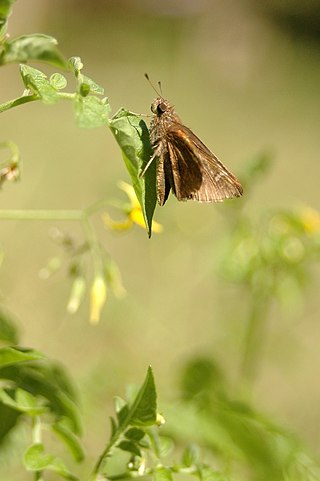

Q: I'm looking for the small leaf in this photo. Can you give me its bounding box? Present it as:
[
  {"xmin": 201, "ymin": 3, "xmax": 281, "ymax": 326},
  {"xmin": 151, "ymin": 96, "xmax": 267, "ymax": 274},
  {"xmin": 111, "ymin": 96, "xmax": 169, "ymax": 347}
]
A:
[
  {"xmin": 0, "ymin": 34, "xmax": 67, "ymax": 68},
  {"xmin": 125, "ymin": 427, "xmax": 145, "ymax": 442},
  {"xmin": 199, "ymin": 466, "xmax": 231, "ymax": 481},
  {"xmin": 68, "ymin": 56, "xmax": 83, "ymax": 76},
  {"xmin": 182, "ymin": 444, "xmax": 200, "ymax": 467},
  {"xmin": 52, "ymin": 420, "xmax": 85, "ymax": 462},
  {"xmin": 117, "ymin": 405, "xmax": 130, "ymax": 427},
  {"xmin": 0, "ymin": 387, "xmax": 47, "ymax": 415},
  {"xmin": 109, "ymin": 109, "xmax": 157, "ymax": 238},
  {"xmin": 81, "ymin": 75, "xmax": 104, "ymax": 95},
  {"xmin": 20, "ymin": 64, "xmax": 59, "ymax": 104},
  {"xmin": 129, "ymin": 366, "xmax": 157, "ymax": 427},
  {"xmin": 110, "ymin": 416, "xmax": 117, "ymax": 437},
  {"xmin": 0, "ymin": 0, "xmax": 15, "ymax": 41},
  {"xmin": 74, "ymin": 94, "xmax": 110, "ymax": 128},
  {"xmin": 0, "ymin": 347, "xmax": 45, "ymax": 368},
  {"xmin": 0, "ymin": 308, "xmax": 19, "ymax": 343},
  {"xmin": 24, "ymin": 443, "xmax": 79, "ymax": 480},
  {"xmin": 50, "ymin": 73, "xmax": 67, "ymax": 90},
  {"xmin": 118, "ymin": 440, "xmax": 141, "ymax": 456},
  {"xmin": 0, "ymin": 401, "xmax": 21, "ymax": 444},
  {"xmin": 153, "ymin": 466, "xmax": 173, "ymax": 481},
  {"xmin": 114, "ymin": 396, "xmax": 127, "ymax": 414}
]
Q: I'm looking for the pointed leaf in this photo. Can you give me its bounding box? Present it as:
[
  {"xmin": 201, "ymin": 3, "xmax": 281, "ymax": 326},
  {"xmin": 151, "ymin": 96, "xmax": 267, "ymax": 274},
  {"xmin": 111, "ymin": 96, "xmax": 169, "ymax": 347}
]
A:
[
  {"xmin": 74, "ymin": 94, "xmax": 110, "ymax": 128},
  {"xmin": 153, "ymin": 466, "xmax": 173, "ymax": 481},
  {"xmin": 0, "ymin": 387, "xmax": 47, "ymax": 415},
  {"xmin": 110, "ymin": 416, "xmax": 117, "ymax": 437},
  {"xmin": 0, "ymin": 347, "xmax": 45, "ymax": 368},
  {"xmin": 129, "ymin": 366, "xmax": 157, "ymax": 427},
  {"xmin": 0, "ymin": 34, "xmax": 67, "ymax": 68},
  {"xmin": 24, "ymin": 443, "xmax": 79, "ymax": 480},
  {"xmin": 109, "ymin": 109, "xmax": 156, "ymax": 237},
  {"xmin": 20, "ymin": 64, "xmax": 59, "ymax": 104},
  {"xmin": 0, "ymin": 309, "xmax": 19, "ymax": 343},
  {"xmin": 118, "ymin": 440, "xmax": 141, "ymax": 456},
  {"xmin": 125, "ymin": 427, "xmax": 145, "ymax": 442},
  {"xmin": 52, "ymin": 420, "xmax": 85, "ymax": 462}
]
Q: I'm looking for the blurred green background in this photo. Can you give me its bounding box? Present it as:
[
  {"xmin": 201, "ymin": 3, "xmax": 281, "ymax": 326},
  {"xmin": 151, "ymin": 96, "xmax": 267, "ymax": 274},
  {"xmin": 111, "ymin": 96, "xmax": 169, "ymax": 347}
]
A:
[{"xmin": 1, "ymin": 0, "xmax": 320, "ymax": 477}]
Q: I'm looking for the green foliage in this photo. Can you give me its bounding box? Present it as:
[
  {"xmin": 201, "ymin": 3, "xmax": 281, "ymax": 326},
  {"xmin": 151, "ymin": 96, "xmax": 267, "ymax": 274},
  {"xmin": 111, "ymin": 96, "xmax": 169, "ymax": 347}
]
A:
[
  {"xmin": 110, "ymin": 109, "xmax": 157, "ymax": 237},
  {"xmin": 1, "ymin": 3, "xmax": 320, "ymax": 481}
]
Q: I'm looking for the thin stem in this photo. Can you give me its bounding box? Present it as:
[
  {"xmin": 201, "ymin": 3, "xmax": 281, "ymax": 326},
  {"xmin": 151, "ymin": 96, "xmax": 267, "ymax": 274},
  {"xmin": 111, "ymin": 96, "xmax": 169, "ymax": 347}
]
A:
[
  {"xmin": 81, "ymin": 216, "xmax": 102, "ymax": 273},
  {"xmin": 0, "ymin": 91, "xmax": 76, "ymax": 114},
  {"xmin": 0, "ymin": 209, "xmax": 84, "ymax": 221},
  {"xmin": 239, "ymin": 289, "xmax": 270, "ymax": 399},
  {"xmin": 0, "ymin": 94, "xmax": 39, "ymax": 113},
  {"xmin": 32, "ymin": 417, "xmax": 44, "ymax": 481}
]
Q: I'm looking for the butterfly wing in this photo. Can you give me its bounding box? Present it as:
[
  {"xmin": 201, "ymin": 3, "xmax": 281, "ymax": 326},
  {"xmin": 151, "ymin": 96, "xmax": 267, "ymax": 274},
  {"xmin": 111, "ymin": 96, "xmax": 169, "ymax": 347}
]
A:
[{"xmin": 166, "ymin": 124, "xmax": 243, "ymax": 202}]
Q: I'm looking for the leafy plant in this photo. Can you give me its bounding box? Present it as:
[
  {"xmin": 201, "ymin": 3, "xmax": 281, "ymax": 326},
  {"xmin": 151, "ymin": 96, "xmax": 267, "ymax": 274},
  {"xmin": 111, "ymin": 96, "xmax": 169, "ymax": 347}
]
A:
[{"xmin": 1, "ymin": 2, "xmax": 320, "ymax": 481}]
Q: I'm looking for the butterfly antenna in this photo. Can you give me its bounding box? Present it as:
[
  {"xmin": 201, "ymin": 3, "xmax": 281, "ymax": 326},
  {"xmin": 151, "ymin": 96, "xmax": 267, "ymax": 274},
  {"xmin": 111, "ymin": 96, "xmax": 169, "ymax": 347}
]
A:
[{"xmin": 144, "ymin": 73, "xmax": 162, "ymax": 97}]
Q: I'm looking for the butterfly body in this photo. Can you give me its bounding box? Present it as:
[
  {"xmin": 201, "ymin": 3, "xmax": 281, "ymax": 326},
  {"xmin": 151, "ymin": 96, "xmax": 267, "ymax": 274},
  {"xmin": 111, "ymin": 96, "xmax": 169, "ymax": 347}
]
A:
[{"xmin": 148, "ymin": 96, "xmax": 243, "ymax": 206}]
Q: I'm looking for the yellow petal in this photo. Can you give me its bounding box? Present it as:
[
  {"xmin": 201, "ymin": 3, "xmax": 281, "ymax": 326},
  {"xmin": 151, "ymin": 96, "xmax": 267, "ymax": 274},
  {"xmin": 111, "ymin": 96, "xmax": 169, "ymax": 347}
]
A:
[
  {"xmin": 90, "ymin": 276, "xmax": 107, "ymax": 324},
  {"xmin": 102, "ymin": 213, "xmax": 133, "ymax": 231},
  {"xmin": 299, "ymin": 206, "xmax": 320, "ymax": 234},
  {"xmin": 130, "ymin": 207, "xmax": 163, "ymax": 233},
  {"xmin": 118, "ymin": 181, "xmax": 140, "ymax": 208}
]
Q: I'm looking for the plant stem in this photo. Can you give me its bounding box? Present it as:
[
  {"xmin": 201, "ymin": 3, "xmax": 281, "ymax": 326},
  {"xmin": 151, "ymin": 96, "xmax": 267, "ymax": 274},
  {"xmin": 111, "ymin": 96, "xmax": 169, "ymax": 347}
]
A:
[
  {"xmin": 0, "ymin": 209, "xmax": 84, "ymax": 221},
  {"xmin": 0, "ymin": 94, "xmax": 39, "ymax": 113},
  {"xmin": 32, "ymin": 417, "xmax": 44, "ymax": 481},
  {"xmin": 239, "ymin": 289, "xmax": 270, "ymax": 399}
]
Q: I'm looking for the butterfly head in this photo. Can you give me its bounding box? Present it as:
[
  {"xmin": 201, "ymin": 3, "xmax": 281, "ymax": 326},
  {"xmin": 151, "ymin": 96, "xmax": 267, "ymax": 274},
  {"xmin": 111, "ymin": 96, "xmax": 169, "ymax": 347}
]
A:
[{"xmin": 151, "ymin": 97, "xmax": 173, "ymax": 117}]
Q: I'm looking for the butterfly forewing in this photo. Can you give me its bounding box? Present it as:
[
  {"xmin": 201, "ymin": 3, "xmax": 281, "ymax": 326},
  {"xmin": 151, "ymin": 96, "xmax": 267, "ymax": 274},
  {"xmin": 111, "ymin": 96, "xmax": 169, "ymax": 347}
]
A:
[
  {"xmin": 147, "ymin": 95, "xmax": 243, "ymax": 205},
  {"xmin": 167, "ymin": 124, "xmax": 243, "ymax": 202}
]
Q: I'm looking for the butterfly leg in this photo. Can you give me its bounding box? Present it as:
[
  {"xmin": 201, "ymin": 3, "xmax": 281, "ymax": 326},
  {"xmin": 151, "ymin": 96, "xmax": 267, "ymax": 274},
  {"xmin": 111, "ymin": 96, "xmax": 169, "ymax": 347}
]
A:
[{"xmin": 139, "ymin": 147, "xmax": 161, "ymax": 178}]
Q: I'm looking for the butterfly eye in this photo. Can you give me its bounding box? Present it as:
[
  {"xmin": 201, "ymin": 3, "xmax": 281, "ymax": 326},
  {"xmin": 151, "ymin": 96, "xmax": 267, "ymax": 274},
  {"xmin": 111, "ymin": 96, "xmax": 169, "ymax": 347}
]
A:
[{"xmin": 157, "ymin": 102, "xmax": 167, "ymax": 114}]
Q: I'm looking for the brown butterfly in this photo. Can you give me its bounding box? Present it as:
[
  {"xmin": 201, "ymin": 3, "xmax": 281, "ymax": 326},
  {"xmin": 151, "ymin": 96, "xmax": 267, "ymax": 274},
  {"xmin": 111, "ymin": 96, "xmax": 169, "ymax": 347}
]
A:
[{"xmin": 141, "ymin": 74, "xmax": 243, "ymax": 206}]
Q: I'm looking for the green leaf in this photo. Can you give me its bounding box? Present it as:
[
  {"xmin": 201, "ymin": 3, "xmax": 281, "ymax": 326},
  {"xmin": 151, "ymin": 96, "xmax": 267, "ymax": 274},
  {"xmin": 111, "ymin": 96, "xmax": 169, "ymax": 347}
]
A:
[
  {"xmin": 0, "ymin": 401, "xmax": 20, "ymax": 444},
  {"xmin": 24, "ymin": 443, "xmax": 79, "ymax": 480},
  {"xmin": 114, "ymin": 396, "xmax": 129, "ymax": 427},
  {"xmin": 0, "ymin": 0, "xmax": 16, "ymax": 18},
  {"xmin": 0, "ymin": 346, "xmax": 45, "ymax": 368},
  {"xmin": 0, "ymin": 308, "xmax": 19, "ymax": 343},
  {"xmin": 68, "ymin": 56, "xmax": 83, "ymax": 76},
  {"xmin": 110, "ymin": 416, "xmax": 117, "ymax": 437},
  {"xmin": 52, "ymin": 419, "xmax": 85, "ymax": 462},
  {"xmin": 20, "ymin": 64, "xmax": 59, "ymax": 104},
  {"xmin": 129, "ymin": 366, "xmax": 157, "ymax": 427},
  {"xmin": 118, "ymin": 440, "xmax": 141, "ymax": 456},
  {"xmin": 50, "ymin": 73, "xmax": 67, "ymax": 90},
  {"xmin": 153, "ymin": 466, "xmax": 173, "ymax": 481},
  {"xmin": 199, "ymin": 466, "xmax": 231, "ymax": 481},
  {"xmin": 182, "ymin": 444, "xmax": 200, "ymax": 467},
  {"xmin": 0, "ymin": 0, "xmax": 16, "ymax": 41},
  {"xmin": 125, "ymin": 427, "xmax": 145, "ymax": 441},
  {"xmin": 0, "ymin": 34, "xmax": 67, "ymax": 68},
  {"xmin": 0, "ymin": 361, "xmax": 82, "ymax": 434},
  {"xmin": 81, "ymin": 74, "xmax": 104, "ymax": 95},
  {"xmin": 0, "ymin": 387, "xmax": 48, "ymax": 415},
  {"xmin": 109, "ymin": 108, "xmax": 157, "ymax": 238},
  {"xmin": 74, "ymin": 94, "xmax": 110, "ymax": 128}
]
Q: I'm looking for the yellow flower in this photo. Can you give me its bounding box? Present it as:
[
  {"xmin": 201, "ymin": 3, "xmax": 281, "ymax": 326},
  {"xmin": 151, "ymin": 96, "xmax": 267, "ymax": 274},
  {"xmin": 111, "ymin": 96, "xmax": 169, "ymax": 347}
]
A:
[
  {"xmin": 299, "ymin": 206, "xmax": 320, "ymax": 234},
  {"xmin": 89, "ymin": 275, "xmax": 107, "ymax": 324},
  {"xmin": 67, "ymin": 276, "xmax": 86, "ymax": 314},
  {"xmin": 103, "ymin": 181, "xmax": 163, "ymax": 233}
]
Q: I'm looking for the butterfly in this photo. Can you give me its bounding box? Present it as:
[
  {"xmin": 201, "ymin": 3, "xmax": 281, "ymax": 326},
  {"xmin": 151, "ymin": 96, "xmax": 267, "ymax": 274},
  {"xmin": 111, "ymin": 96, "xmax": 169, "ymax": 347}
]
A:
[{"xmin": 141, "ymin": 74, "xmax": 243, "ymax": 206}]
